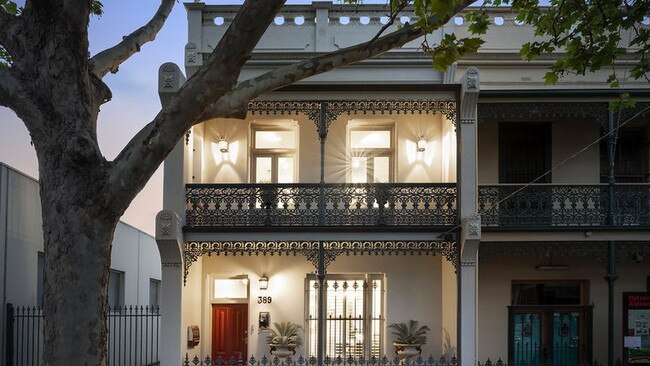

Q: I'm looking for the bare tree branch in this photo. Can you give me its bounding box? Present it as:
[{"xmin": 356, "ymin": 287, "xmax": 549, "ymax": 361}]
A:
[
  {"xmin": 201, "ymin": 1, "xmax": 474, "ymax": 121},
  {"xmin": 106, "ymin": 0, "xmax": 286, "ymax": 215},
  {"xmin": 89, "ymin": 0, "xmax": 175, "ymax": 78},
  {"xmin": 366, "ymin": 0, "xmax": 410, "ymax": 46}
]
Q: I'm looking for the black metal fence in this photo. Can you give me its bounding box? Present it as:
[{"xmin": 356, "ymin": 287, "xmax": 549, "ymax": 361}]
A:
[
  {"xmin": 181, "ymin": 354, "xmax": 613, "ymax": 366},
  {"xmin": 182, "ymin": 354, "xmax": 460, "ymax": 366},
  {"xmin": 5, "ymin": 303, "xmax": 160, "ymax": 366}
]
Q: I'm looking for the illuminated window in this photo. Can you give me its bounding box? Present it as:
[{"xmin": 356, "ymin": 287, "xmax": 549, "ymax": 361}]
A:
[
  {"xmin": 251, "ymin": 124, "xmax": 298, "ymax": 183},
  {"xmin": 348, "ymin": 125, "xmax": 394, "ymax": 183},
  {"xmin": 305, "ymin": 274, "xmax": 385, "ymax": 359},
  {"xmin": 214, "ymin": 278, "xmax": 249, "ymax": 299}
]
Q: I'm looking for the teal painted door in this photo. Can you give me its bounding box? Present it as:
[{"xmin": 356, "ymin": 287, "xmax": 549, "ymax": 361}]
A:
[
  {"xmin": 509, "ymin": 307, "xmax": 591, "ymax": 366},
  {"xmin": 551, "ymin": 312, "xmax": 580, "ymax": 366},
  {"xmin": 512, "ymin": 312, "xmax": 543, "ymax": 365}
]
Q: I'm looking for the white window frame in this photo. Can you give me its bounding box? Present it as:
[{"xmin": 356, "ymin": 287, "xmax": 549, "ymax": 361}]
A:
[
  {"xmin": 304, "ymin": 273, "xmax": 386, "ymax": 359},
  {"xmin": 149, "ymin": 278, "xmax": 161, "ymax": 308},
  {"xmin": 346, "ymin": 123, "xmax": 395, "ymax": 183},
  {"xmin": 108, "ymin": 269, "xmax": 125, "ymax": 310},
  {"xmin": 250, "ymin": 122, "xmax": 299, "ymax": 183}
]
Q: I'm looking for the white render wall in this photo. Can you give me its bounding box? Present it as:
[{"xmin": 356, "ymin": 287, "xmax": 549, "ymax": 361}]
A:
[
  {"xmin": 0, "ymin": 163, "xmax": 161, "ymax": 361},
  {"xmin": 193, "ymin": 113, "xmax": 456, "ymax": 185},
  {"xmin": 180, "ymin": 254, "xmax": 457, "ymax": 361}
]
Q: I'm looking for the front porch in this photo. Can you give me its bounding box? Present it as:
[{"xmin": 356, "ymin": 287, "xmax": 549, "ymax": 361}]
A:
[{"xmin": 180, "ymin": 239, "xmax": 459, "ymax": 362}]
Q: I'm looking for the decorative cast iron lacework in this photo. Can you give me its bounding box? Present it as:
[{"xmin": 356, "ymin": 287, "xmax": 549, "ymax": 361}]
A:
[
  {"xmin": 185, "ymin": 183, "xmax": 457, "ymax": 229},
  {"xmin": 183, "ymin": 241, "xmax": 458, "ymax": 283},
  {"xmin": 479, "ymin": 241, "xmax": 650, "ymax": 264},
  {"xmin": 477, "ymin": 102, "xmax": 608, "ymax": 126},
  {"xmin": 478, "ymin": 184, "xmax": 650, "ymax": 228},
  {"xmin": 247, "ymin": 100, "xmax": 458, "ymax": 134},
  {"xmin": 183, "ymin": 354, "xmax": 460, "ymax": 366}
]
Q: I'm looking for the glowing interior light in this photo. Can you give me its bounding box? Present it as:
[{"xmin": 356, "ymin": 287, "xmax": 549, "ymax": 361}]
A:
[
  {"xmin": 214, "ymin": 279, "xmax": 248, "ymax": 299},
  {"xmin": 416, "ymin": 138, "xmax": 427, "ymax": 152},
  {"xmin": 217, "ymin": 137, "xmax": 229, "ymax": 153}
]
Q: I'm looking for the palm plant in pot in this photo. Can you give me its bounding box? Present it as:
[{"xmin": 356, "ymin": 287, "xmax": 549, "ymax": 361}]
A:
[
  {"xmin": 388, "ymin": 320, "xmax": 430, "ymax": 358},
  {"xmin": 267, "ymin": 321, "xmax": 303, "ymax": 357}
]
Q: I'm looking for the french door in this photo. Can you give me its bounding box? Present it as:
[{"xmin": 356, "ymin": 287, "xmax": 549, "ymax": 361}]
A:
[{"xmin": 508, "ymin": 306, "xmax": 592, "ymax": 366}]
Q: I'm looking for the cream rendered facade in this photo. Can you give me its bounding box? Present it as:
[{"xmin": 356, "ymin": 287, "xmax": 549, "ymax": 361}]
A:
[{"xmin": 156, "ymin": 3, "xmax": 649, "ymax": 366}]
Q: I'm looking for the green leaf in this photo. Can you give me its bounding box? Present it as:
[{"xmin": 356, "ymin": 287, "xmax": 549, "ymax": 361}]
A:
[
  {"xmin": 543, "ymin": 71, "xmax": 559, "ymax": 84},
  {"xmin": 465, "ymin": 11, "xmax": 490, "ymax": 35}
]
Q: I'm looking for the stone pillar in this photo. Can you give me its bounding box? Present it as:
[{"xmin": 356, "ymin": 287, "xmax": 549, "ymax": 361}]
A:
[
  {"xmin": 459, "ymin": 217, "xmax": 480, "ymax": 366},
  {"xmin": 457, "ymin": 67, "xmax": 480, "ymax": 366},
  {"xmin": 158, "ymin": 62, "xmax": 188, "ymax": 219},
  {"xmin": 157, "ymin": 63, "xmax": 188, "ymax": 365},
  {"xmin": 155, "ymin": 210, "xmax": 184, "ymax": 366}
]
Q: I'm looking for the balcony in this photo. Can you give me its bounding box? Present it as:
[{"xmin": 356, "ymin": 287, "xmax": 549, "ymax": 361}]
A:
[
  {"xmin": 478, "ymin": 184, "xmax": 650, "ymax": 230},
  {"xmin": 185, "ymin": 183, "xmax": 650, "ymax": 231},
  {"xmin": 185, "ymin": 183, "xmax": 457, "ymax": 231}
]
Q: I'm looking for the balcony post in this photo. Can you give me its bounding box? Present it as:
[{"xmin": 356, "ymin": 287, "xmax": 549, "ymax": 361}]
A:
[
  {"xmin": 458, "ymin": 66, "xmax": 480, "ymax": 366},
  {"xmin": 606, "ymin": 105, "xmax": 618, "ymax": 366},
  {"xmin": 158, "ymin": 63, "xmax": 188, "ymax": 219},
  {"xmin": 155, "ymin": 210, "xmax": 184, "ymax": 366},
  {"xmin": 318, "ymin": 102, "xmax": 328, "ymax": 226},
  {"xmin": 316, "ymin": 102, "xmax": 330, "ymax": 364}
]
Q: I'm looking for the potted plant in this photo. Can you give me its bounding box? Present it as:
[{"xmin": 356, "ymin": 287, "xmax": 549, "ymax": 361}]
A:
[
  {"xmin": 267, "ymin": 321, "xmax": 303, "ymax": 357},
  {"xmin": 388, "ymin": 320, "xmax": 430, "ymax": 358}
]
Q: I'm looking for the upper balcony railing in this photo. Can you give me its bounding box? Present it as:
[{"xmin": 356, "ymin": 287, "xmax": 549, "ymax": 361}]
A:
[
  {"xmin": 478, "ymin": 184, "xmax": 650, "ymax": 229},
  {"xmin": 185, "ymin": 183, "xmax": 650, "ymax": 231},
  {"xmin": 185, "ymin": 183, "xmax": 458, "ymax": 230}
]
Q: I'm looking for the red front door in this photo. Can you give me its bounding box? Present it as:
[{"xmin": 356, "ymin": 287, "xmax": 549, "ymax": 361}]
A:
[{"xmin": 212, "ymin": 304, "xmax": 248, "ymax": 362}]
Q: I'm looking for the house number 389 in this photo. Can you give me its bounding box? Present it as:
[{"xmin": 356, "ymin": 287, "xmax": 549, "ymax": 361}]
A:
[{"xmin": 258, "ymin": 296, "xmax": 272, "ymax": 304}]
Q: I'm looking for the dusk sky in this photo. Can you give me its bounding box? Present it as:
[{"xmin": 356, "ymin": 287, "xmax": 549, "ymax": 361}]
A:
[
  {"xmin": 0, "ymin": 0, "xmax": 331, "ymax": 235},
  {"xmin": 0, "ymin": 0, "xmax": 189, "ymax": 234}
]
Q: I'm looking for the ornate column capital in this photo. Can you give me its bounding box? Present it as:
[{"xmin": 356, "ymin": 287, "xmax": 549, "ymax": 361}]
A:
[
  {"xmin": 155, "ymin": 210, "xmax": 184, "ymax": 268},
  {"xmin": 459, "ymin": 66, "xmax": 480, "ymax": 123}
]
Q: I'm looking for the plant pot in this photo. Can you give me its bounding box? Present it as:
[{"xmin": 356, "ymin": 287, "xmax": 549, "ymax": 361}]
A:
[
  {"xmin": 394, "ymin": 343, "xmax": 422, "ymax": 358},
  {"xmin": 270, "ymin": 345, "xmax": 296, "ymax": 358}
]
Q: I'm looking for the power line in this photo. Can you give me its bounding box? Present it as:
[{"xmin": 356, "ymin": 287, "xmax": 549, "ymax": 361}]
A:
[{"xmin": 439, "ymin": 103, "xmax": 650, "ymax": 239}]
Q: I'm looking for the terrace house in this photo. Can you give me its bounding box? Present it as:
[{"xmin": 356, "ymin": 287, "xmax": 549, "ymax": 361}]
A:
[{"xmin": 154, "ymin": 2, "xmax": 650, "ymax": 366}]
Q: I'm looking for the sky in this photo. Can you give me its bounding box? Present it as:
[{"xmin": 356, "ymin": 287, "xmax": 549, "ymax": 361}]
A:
[
  {"xmin": 0, "ymin": 0, "xmax": 395, "ymax": 235},
  {"xmin": 0, "ymin": 0, "xmax": 193, "ymax": 234}
]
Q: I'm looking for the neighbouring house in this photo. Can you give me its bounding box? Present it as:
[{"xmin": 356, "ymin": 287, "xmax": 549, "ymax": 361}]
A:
[
  {"xmin": 155, "ymin": 2, "xmax": 650, "ymax": 366},
  {"xmin": 0, "ymin": 163, "xmax": 162, "ymax": 365}
]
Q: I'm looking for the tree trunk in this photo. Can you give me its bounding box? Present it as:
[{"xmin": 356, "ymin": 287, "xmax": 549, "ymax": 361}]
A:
[
  {"xmin": 37, "ymin": 146, "xmax": 119, "ymax": 366},
  {"xmin": 41, "ymin": 192, "xmax": 118, "ymax": 365}
]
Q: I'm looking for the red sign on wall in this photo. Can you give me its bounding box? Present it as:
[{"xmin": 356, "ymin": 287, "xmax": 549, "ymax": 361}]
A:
[{"xmin": 623, "ymin": 292, "xmax": 650, "ymax": 365}]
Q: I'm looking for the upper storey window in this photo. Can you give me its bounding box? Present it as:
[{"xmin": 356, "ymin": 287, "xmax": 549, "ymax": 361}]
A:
[
  {"xmin": 499, "ymin": 122, "xmax": 551, "ymax": 183},
  {"xmin": 251, "ymin": 123, "xmax": 298, "ymax": 183},
  {"xmin": 348, "ymin": 124, "xmax": 394, "ymax": 183}
]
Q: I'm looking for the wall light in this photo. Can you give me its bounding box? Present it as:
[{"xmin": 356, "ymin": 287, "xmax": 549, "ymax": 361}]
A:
[
  {"xmin": 416, "ymin": 137, "xmax": 428, "ymax": 152},
  {"xmin": 259, "ymin": 274, "xmax": 269, "ymax": 290},
  {"xmin": 217, "ymin": 137, "xmax": 229, "ymax": 153}
]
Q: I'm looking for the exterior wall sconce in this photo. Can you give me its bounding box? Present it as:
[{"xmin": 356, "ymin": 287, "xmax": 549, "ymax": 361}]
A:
[
  {"xmin": 259, "ymin": 274, "xmax": 269, "ymax": 290},
  {"xmin": 416, "ymin": 137, "xmax": 428, "ymax": 152},
  {"xmin": 217, "ymin": 137, "xmax": 229, "ymax": 153}
]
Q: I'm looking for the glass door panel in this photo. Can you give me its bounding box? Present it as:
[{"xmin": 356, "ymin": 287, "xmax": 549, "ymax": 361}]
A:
[
  {"xmin": 351, "ymin": 157, "xmax": 368, "ymax": 183},
  {"xmin": 372, "ymin": 157, "xmax": 390, "ymax": 183},
  {"xmin": 255, "ymin": 157, "xmax": 273, "ymax": 183},
  {"xmin": 551, "ymin": 312, "xmax": 580, "ymax": 366},
  {"xmin": 277, "ymin": 157, "xmax": 295, "ymax": 184},
  {"xmin": 512, "ymin": 312, "xmax": 543, "ymax": 366}
]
